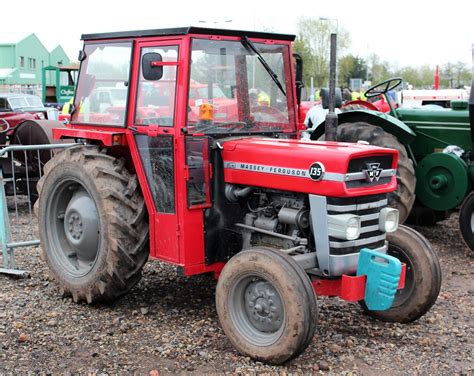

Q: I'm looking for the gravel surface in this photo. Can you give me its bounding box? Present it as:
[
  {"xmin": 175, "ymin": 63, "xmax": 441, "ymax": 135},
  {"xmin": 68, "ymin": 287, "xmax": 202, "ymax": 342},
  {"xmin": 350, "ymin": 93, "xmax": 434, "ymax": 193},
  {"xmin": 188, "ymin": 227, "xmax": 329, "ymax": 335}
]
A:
[{"xmin": 1, "ymin": 201, "xmax": 473, "ymax": 375}]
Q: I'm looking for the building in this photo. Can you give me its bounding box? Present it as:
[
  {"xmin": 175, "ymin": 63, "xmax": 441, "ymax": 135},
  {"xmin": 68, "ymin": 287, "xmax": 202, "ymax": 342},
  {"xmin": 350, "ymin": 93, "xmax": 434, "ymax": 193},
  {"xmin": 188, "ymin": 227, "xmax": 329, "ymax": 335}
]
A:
[{"xmin": 0, "ymin": 33, "xmax": 72, "ymax": 92}]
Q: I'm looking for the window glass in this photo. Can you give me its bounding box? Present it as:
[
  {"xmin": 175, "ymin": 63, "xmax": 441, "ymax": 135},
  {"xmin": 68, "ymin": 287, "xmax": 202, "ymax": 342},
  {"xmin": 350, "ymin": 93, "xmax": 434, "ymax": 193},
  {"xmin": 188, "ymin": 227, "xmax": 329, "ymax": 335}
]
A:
[
  {"xmin": 187, "ymin": 39, "xmax": 293, "ymax": 135},
  {"xmin": 60, "ymin": 71, "xmax": 70, "ymax": 86},
  {"xmin": 72, "ymin": 42, "xmax": 132, "ymax": 126},
  {"xmin": 0, "ymin": 98, "xmax": 10, "ymax": 110},
  {"xmin": 185, "ymin": 136, "xmax": 210, "ymax": 208},
  {"xmin": 135, "ymin": 135, "xmax": 175, "ymax": 213},
  {"xmin": 135, "ymin": 46, "xmax": 178, "ymax": 127}
]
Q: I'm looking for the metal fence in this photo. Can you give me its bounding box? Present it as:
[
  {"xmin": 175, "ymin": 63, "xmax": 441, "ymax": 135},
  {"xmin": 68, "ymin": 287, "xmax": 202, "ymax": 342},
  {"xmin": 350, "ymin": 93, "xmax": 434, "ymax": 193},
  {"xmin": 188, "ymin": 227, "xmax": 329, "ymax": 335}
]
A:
[{"xmin": 0, "ymin": 143, "xmax": 79, "ymax": 277}]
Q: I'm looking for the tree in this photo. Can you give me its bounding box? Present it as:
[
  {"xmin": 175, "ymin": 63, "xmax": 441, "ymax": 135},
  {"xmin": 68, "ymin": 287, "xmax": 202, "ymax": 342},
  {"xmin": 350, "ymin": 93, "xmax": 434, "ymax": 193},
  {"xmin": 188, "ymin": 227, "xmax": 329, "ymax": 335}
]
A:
[
  {"xmin": 368, "ymin": 54, "xmax": 391, "ymax": 83},
  {"xmin": 441, "ymin": 63, "xmax": 455, "ymax": 88},
  {"xmin": 338, "ymin": 55, "xmax": 367, "ymax": 88},
  {"xmin": 453, "ymin": 61, "xmax": 471, "ymax": 88},
  {"xmin": 293, "ymin": 17, "xmax": 351, "ymax": 89}
]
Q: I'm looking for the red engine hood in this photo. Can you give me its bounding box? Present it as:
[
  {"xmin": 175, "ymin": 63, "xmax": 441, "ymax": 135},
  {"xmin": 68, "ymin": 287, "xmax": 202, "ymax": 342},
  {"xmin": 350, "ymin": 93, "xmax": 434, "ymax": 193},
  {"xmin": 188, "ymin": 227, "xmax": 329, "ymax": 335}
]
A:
[{"xmin": 221, "ymin": 138, "xmax": 399, "ymax": 197}]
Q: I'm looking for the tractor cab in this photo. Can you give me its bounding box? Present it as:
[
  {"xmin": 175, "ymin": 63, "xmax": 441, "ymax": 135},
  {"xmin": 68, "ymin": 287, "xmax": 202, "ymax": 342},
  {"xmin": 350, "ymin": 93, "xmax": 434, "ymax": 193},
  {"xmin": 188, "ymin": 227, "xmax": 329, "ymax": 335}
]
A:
[{"xmin": 70, "ymin": 27, "xmax": 297, "ymax": 133}]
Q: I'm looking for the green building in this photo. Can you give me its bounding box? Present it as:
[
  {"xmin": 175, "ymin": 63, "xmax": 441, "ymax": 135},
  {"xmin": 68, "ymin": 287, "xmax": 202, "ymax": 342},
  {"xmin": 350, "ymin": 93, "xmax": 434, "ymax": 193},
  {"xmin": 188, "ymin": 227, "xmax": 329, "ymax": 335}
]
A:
[{"xmin": 0, "ymin": 33, "xmax": 71, "ymax": 89}]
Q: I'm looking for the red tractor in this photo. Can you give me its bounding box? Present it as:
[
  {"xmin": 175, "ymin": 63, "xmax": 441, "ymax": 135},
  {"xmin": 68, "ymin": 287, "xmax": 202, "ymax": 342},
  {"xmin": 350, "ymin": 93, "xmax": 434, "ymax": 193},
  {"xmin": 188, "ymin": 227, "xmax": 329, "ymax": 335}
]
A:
[{"xmin": 36, "ymin": 27, "xmax": 441, "ymax": 364}]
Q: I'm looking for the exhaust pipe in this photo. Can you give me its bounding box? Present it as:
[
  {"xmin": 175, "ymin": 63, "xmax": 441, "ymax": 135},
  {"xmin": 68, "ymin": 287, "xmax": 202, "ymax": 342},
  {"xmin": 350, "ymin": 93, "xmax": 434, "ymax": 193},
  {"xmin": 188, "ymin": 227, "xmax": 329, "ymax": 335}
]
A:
[{"xmin": 325, "ymin": 33, "xmax": 338, "ymax": 142}]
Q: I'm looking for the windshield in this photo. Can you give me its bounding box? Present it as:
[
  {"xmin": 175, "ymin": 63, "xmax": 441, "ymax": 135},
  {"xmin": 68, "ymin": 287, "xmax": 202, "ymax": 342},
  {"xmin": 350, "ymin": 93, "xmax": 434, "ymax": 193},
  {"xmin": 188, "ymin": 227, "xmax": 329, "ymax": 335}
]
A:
[
  {"xmin": 8, "ymin": 95, "xmax": 44, "ymax": 110},
  {"xmin": 186, "ymin": 38, "xmax": 295, "ymax": 135},
  {"xmin": 72, "ymin": 42, "xmax": 132, "ymax": 126}
]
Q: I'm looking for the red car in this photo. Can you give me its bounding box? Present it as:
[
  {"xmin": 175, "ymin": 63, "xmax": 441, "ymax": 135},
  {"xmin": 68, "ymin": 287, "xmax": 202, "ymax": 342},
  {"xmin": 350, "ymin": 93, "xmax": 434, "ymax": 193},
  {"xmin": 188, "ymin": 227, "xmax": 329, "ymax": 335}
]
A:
[{"xmin": 0, "ymin": 93, "xmax": 58, "ymax": 143}]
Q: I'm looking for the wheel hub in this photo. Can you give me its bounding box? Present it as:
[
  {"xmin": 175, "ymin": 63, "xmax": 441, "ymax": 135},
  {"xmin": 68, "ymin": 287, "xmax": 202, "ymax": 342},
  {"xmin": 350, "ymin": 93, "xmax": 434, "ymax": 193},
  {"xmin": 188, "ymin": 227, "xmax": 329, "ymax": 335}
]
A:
[
  {"xmin": 63, "ymin": 188, "xmax": 100, "ymax": 263},
  {"xmin": 66, "ymin": 212, "xmax": 84, "ymax": 240},
  {"xmin": 245, "ymin": 281, "xmax": 283, "ymax": 333}
]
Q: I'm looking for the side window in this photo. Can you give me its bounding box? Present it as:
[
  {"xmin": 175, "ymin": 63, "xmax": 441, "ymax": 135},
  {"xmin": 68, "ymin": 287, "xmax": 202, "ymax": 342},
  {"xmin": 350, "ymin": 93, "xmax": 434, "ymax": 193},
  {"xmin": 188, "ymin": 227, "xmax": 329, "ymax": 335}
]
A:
[
  {"xmin": 72, "ymin": 42, "xmax": 132, "ymax": 126},
  {"xmin": 135, "ymin": 135, "xmax": 175, "ymax": 213},
  {"xmin": 135, "ymin": 46, "xmax": 178, "ymax": 127},
  {"xmin": 0, "ymin": 98, "xmax": 10, "ymax": 110}
]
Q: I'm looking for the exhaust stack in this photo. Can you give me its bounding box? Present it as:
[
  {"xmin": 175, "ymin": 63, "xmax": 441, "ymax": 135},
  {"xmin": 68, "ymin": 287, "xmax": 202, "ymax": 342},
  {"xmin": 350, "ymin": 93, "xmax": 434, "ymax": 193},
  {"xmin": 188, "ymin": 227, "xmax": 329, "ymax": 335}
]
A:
[{"xmin": 325, "ymin": 33, "xmax": 338, "ymax": 142}]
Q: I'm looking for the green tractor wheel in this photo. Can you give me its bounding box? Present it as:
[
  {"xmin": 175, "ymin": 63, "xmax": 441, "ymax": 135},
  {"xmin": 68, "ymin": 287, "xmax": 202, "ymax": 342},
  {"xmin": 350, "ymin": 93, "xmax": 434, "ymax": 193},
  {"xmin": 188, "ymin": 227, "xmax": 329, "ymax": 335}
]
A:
[
  {"xmin": 459, "ymin": 192, "xmax": 474, "ymax": 253},
  {"xmin": 333, "ymin": 122, "xmax": 416, "ymax": 223},
  {"xmin": 415, "ymin": 152, "xmax": 469, "ymax": 211}
]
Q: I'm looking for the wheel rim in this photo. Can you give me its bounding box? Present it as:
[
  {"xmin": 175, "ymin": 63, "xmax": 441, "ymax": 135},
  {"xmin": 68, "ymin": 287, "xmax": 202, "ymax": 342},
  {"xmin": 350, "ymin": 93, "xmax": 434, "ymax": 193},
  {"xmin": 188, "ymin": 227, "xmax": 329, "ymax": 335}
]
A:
[
  {"xmin": 470, "ymin": 212, "xmax": 474, "ymax": 234},
  {"xmin": 389, "ymin": 244, "xmax": 415, "ymax": 307},
  {"xmin": 229, "ymin": 274, "xmax": 285, "ymax": 346},
  {"xmin": 46, "ymin": 177, "xmax": 100, "ymax": 277}
]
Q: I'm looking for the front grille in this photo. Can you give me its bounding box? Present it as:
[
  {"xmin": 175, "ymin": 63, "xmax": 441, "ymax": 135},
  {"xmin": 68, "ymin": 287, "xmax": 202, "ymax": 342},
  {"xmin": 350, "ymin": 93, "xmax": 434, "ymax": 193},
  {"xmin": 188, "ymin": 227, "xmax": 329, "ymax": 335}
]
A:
[
  {"xmin": 345, "ymin": 155, "xmax": 394, "ymax": 188},
  {"xmin": 327, "ymin": 194, "xmax": 387, "ymax": 255}
]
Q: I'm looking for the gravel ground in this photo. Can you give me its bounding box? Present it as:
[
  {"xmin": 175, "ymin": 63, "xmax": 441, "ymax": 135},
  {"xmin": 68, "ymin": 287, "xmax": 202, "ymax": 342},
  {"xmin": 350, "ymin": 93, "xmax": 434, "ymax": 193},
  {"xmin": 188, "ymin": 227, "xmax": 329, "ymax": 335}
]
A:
[{"xmin": 1, "ymin": 201, "xmax": 473, "ymax": 375}]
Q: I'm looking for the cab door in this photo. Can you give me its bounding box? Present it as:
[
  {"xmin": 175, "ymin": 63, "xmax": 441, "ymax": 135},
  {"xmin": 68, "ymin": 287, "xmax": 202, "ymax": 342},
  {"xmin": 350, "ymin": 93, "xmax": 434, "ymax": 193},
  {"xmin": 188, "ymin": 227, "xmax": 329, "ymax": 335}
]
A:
[{"xmin": 130, "ymin": 40, "xmax": 182, "ymax": 263}]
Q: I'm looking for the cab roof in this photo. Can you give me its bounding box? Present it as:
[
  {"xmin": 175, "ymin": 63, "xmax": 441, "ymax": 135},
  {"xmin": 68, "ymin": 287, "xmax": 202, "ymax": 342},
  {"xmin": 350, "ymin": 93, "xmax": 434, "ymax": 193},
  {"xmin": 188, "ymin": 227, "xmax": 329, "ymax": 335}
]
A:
[{"xmin": 81, "ymin": 26, "xmax": 295, "ymax": 42}]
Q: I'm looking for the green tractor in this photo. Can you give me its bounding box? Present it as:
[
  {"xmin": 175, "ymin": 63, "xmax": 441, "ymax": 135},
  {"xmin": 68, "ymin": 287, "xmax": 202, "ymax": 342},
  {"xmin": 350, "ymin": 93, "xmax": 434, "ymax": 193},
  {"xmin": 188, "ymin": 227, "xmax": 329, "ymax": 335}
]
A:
[{"xmin": 309, "ymin": 78, "xmax": 474, "ymax": 252}]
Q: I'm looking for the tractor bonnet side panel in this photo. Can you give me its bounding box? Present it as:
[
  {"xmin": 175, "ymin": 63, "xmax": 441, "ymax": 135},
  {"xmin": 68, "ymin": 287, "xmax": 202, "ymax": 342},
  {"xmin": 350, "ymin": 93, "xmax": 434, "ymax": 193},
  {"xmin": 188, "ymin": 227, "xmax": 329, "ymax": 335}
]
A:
[{"xmin": 221, "ymin": 137, "xmax": 399, "ymax": 198}]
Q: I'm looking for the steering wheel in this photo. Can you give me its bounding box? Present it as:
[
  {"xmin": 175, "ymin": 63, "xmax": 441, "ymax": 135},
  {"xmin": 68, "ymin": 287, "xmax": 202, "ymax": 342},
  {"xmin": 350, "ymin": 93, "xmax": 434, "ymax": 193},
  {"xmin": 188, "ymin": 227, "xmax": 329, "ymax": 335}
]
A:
[
  {"xmin": 251, "ymin": 106, "xmax": 287, "ymax": 123},
  {"xmin": 364, "ymin": 77, "xmax": 402, "ymax": 98}
]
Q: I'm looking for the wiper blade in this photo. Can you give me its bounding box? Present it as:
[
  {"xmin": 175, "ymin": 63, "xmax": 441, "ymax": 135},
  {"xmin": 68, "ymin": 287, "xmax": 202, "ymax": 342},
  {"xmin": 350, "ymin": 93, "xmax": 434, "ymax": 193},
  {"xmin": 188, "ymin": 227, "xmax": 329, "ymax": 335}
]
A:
[{"xmin": 241, "ymin": 36, "xmax": 286, "ymax": 97}]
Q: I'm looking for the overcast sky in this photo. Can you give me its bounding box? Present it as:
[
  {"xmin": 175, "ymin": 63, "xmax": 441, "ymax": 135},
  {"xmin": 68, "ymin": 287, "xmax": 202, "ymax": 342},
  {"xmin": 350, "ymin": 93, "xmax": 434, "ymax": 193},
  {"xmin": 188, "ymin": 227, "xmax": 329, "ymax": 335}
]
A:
[{"xmin": 4, "ymin": 0, "xmax": 473, "ymax": 68}]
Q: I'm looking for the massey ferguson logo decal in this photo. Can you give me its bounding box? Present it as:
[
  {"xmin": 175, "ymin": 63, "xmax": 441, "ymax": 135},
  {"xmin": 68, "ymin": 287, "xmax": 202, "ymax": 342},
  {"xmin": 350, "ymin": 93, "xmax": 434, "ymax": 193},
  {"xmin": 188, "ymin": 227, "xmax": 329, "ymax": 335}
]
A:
[
  {"xmin": 223, "ymin": 162, "xmax": 308, "ymax": 177},
  {"xmin": 363, "ymin": 163, "xmax": 383, "ymax": 182},
  {"xmin": 308, "ymin": 162, "xmax": 325, "ymax": 181}
]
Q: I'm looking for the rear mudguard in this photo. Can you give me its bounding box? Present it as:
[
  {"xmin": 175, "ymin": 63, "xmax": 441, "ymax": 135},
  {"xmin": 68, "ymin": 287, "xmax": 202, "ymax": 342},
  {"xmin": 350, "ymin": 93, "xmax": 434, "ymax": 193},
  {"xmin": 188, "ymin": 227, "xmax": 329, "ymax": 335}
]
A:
[{"xmin": 309, "ymin": 110, "xmax": 416, "ymax": 145}]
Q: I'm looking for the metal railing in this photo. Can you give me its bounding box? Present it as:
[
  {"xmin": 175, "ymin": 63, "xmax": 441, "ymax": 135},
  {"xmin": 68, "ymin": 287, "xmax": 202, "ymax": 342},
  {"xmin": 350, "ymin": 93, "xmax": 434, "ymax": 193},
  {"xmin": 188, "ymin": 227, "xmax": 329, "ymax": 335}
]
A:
[{"xmin": 0, "ymin": 143, "xmax": 79, "ymax": 276}]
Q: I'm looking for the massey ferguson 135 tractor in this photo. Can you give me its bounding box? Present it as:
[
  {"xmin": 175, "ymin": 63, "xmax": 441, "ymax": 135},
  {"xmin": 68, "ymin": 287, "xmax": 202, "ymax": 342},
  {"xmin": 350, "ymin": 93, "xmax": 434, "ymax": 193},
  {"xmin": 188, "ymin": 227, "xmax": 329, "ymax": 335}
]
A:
[{"xmin": 36, "ymin": 27, "xmax": 441, "ymax": 364}]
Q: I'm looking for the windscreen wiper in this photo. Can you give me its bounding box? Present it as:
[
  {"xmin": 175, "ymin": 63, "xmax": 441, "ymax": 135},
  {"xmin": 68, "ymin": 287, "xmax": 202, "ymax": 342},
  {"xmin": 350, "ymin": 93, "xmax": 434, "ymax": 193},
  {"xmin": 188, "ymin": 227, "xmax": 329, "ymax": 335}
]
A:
[{"xmin": 241, "ymin": 36, "xmax": 286, "ymax": 97}]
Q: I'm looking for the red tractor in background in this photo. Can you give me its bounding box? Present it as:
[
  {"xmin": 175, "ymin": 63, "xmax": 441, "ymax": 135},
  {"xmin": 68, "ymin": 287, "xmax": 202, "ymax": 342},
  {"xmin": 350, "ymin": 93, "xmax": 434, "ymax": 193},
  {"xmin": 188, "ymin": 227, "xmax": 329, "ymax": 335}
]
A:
[{"xmin": 35, "ymin": 27, "xmax": 441, "ymax": 364}]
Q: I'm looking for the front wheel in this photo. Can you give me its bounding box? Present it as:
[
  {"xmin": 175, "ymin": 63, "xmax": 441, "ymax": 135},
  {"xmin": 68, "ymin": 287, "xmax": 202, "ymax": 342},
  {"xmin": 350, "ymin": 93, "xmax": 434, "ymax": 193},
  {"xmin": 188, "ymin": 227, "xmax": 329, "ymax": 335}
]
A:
[
  {"xmin": 216, "ymin": 247, "xmax": 317, "ymax": 364},
  {"xmin": 459, "ymin": 192, "xmax": 474, "ymax": 253},
  {"xmin": 360, "ymin": 225, "xmax": 441, "ymax": 323}
]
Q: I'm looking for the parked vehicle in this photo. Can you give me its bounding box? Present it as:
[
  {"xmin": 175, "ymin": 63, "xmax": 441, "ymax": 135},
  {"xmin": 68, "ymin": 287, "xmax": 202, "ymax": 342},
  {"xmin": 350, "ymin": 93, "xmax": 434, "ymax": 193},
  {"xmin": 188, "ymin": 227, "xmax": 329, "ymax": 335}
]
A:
[
  {"xmin": 36, "ymin": 27, "xmax": 441, "ymax": 364},
  {"xmin": 309, "ymin": 77, "xmax": 474, "ymax": 252},
  {"xmin": 0, "ymin": 93, "xmax": 60, "ymax": 143},
  {"xmin": 400, "ymin": 88, "xmax": 469, "ymax": 108},
  {"xmin": 0, "ymin": 93, "xmax": 63, "ymax": 199}
]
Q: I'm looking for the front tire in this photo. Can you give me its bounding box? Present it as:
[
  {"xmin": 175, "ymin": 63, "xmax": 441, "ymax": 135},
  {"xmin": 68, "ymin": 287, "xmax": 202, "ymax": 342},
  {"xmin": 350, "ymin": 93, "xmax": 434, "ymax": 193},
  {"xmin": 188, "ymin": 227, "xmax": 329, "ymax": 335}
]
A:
[
  {"xmin": 360, "ymin": 225, "xmax": 441, "ymax": 323},
  {"xmin": 37, "ymin": 145, "xmax": 149, "ymax": 303},
  {"xmin": 335, "ymin": 122, "xmax": 416, "ymax": 223},
  {"xmin": 216, "ymin": 247, "xmax": 317, "ymax": 364},
  {"xmin": 459, "ymin": 192, "xmax": 474, "ymax": 253}
]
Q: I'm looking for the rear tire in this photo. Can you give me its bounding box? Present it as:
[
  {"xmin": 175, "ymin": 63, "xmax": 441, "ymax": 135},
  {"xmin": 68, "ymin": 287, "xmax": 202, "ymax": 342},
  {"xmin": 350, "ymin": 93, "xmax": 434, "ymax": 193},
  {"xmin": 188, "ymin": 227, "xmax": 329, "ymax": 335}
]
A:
[
  {"xmin": 216, "ymin": 247, "xmax": 317, "ymax": 364},
  {"xmin": 360, "ymin": 225, "xmax": 441, "ymax": 323},
  {"xmin": 336, "ymin": 122, "xmax": 416, "ymax": 223},
  {"xmin": 37, "ymin": 145, "xmax": 149, "ymax": 303}
]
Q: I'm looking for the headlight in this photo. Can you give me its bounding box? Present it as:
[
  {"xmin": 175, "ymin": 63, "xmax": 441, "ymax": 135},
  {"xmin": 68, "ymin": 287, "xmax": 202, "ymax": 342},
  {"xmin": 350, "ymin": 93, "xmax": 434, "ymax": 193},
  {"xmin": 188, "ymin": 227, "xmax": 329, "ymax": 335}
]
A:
[
  {"xmin": 327, "ymin": 214, "xmax": 361, "ymax": 240},
  {"xmin": 379, "ymin": 208, "xmax": 399, "ymax": 233},
  {"xmin": 36, "ymin": 112, "xmax": 45, "ymax": 120}
]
